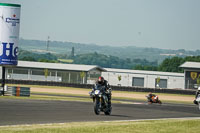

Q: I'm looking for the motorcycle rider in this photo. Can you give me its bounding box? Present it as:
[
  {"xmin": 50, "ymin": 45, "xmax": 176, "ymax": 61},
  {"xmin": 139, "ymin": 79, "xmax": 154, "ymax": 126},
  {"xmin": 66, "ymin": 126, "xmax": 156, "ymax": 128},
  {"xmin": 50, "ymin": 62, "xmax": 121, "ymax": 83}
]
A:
[
  {"xmin": 96, "ymin": 76, "xmax": 112, "ymax": 108},
  {"xmin": 194, "ymin": 87, "xmax": 200, "ymax": 105},
  {"xmin": 147, "ymin": 92, "xmax": 157, "ymax": 103}
]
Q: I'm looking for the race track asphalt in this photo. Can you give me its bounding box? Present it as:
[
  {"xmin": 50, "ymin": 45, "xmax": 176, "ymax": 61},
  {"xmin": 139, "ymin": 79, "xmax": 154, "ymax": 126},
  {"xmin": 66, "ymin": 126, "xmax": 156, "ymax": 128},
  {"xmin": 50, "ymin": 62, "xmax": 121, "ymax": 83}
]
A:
[{"xmin": 0, "ymin": 97, "xmax": 200, "ymax": 126}]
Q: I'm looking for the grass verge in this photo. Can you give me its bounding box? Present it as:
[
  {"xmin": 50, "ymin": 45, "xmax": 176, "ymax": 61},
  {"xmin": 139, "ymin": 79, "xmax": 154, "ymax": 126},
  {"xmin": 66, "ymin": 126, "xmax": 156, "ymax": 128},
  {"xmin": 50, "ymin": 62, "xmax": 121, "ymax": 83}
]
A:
[
  {"xmin": 5, "ymin": 84, "xmax": 195, "ymax": 104},
  {"xmin": 31, "ymin": 91, "xmax": 194, "ymax": 105},
  {"xmin": 0, "ymin": 94, "xmax": 90, "ymax": 102},
  {"xmin": 8, "ymin": 84, "xmax": 194, "ymax": 97},
  {"xmin": 0, "ymin": 119, "xmax": 199, "ymax": 133},
  {"xmin": 0, "ymin": 94, "xmax": 122, "ymax": 104},
  {"xmin": 7, "ymin": 84, "xmax": 91, "ymax": 91}
]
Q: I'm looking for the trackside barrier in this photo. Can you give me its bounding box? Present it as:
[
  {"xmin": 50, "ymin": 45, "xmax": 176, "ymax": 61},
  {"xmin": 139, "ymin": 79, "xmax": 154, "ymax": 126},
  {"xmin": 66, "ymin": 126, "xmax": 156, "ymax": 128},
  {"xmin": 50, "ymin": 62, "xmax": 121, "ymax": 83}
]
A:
[
  {"xmin": 0, "ymin": 79, "xmax": 196, "ymax": 95},
  {"xmin": 3, "ymin": 86, "xmax": 30, "ymax": 97},
  {"xmin": 4, "ymin": 86, "xmax": 12, "ymax": 96},
  {"xmin": 12, "ymin": 87, "xmax": 30, "ymax": 97}
]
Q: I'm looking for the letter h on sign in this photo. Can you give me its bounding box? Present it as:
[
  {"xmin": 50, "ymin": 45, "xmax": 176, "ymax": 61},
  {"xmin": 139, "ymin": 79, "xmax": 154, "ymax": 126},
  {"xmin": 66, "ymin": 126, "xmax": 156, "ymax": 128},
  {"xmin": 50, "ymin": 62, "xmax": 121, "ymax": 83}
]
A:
[{"xmin": 0, "ymin": 42, "xmax": 18, "ymax": 58}]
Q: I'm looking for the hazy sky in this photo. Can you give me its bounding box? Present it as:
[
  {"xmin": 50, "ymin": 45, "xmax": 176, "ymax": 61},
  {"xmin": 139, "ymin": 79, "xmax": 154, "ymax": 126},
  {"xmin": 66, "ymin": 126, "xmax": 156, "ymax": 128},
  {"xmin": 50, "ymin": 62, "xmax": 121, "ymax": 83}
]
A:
[{"xmin": 1, "ymin": 0, "xmax": 200, "ymax": 50}]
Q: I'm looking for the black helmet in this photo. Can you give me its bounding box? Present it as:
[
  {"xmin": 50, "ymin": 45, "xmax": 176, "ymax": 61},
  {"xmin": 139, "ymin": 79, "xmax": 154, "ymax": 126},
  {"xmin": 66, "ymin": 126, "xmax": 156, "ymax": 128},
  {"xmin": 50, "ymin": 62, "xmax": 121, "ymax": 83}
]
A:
[{"xmin": 98, "ymin": 76, "xmax": 104, "ymax": 84}]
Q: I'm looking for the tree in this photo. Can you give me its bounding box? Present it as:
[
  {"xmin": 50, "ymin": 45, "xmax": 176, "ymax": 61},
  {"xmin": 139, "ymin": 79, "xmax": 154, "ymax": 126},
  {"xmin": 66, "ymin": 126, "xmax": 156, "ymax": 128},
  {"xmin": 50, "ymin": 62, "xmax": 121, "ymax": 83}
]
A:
[
  {"xmin": 158, "ymin": 57, "xmax": 184, "ymax": 72},
  {"xmin": 118, "ymin": 75, "xmax": 122, "ymax": 82},
  {"xmin": 19, "ymin": 56, "xmax": 36, "ymax": 61}
]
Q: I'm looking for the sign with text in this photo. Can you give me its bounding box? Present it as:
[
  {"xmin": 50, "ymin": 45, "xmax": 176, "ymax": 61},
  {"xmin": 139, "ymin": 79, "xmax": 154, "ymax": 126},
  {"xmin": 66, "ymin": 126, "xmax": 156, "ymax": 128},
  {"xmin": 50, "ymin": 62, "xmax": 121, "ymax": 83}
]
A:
[{"xmin": 0, "ymin": 3, "xmax": 21, "ymax": 65}]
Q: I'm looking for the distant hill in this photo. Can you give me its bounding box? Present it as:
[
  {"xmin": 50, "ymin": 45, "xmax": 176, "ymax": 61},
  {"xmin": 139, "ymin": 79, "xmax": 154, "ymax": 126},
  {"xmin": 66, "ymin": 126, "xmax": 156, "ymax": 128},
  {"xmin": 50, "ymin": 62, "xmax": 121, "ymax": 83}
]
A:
[{"xmin": 19, "ymin": 39, "xmax": 200, "ymax": 63}]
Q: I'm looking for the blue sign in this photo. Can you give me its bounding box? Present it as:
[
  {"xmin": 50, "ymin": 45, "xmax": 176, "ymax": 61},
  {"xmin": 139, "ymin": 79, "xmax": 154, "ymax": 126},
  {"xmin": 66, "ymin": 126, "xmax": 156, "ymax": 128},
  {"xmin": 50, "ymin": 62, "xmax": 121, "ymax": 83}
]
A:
[{"xmin": 0, "ymin": 42, "xmax": 18, "ymax": 65}]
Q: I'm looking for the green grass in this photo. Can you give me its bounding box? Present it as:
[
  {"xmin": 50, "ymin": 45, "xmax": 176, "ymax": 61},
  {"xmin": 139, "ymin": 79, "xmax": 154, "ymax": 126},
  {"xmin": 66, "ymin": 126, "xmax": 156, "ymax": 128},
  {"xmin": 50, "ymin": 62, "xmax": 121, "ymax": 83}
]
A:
[
  {"xmin": 113, "ymin": 90, "xmax": 194, "ymax": 97},
  {"xmin": 7, "ymin": 84, "xmax": 194, "ymax": 97},
  {"xmin": 31, "ymin": 91, "xmax": 89, "ymax": 97},
  {"xmin": 5, "ymin": 84, "xmax": 194, "ymax": 104},
  {"xmin": 0, "ymin": 119, "xmax": 199, "ymax": 133},
  {"xmin": 29, "ymin": 91, "xmax": 193, "ymax": 104},
  {"xmin": 113, "ymin": 95, "xmax": 194, "ymax": 105},
  {"xmin": 0, "ymin": 94, "xmax": 91, "ymax": 102},
  {"xmin": 7, "ymin": 84, "xmax": 91, "ymax": 91},
  {"xmin": 30, "ymin": 95, "xmax": 91, "ymax": 102},
  {"xmin": 0, "ymin": 94, "xmax": 121, "ymax": 104},
  {"xmin": 8, "ymin": 84, "xmax": 194, "ymax": 98}
]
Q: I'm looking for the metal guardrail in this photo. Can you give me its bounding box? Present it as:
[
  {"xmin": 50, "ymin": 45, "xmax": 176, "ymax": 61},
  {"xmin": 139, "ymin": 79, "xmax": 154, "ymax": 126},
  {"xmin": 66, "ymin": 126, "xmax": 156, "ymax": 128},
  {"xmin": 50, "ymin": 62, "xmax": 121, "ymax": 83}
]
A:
[
  {"xmin": 12, "ymin": 87, "xmax": 30, "ymax": 97},
  {"xmin": 1, "ymin": 86, "xmax": 30, "ymax": 97},
  {"xmin": 4, "ymin": 86, "xmax": 12, "ymax": 96}
]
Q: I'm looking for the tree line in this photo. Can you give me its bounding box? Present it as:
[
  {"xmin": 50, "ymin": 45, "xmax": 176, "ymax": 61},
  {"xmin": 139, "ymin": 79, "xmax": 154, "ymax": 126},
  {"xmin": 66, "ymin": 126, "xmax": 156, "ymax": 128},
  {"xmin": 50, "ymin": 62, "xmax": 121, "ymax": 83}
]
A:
[
  {"xmin": 73, "ymin": 52, "xmax": 157, "ymax": 69},
  {"xmin": 134, "ymin": 56, "xmax": 200, "ymax": 73},
  {"xmin": 18, "ymin": 50, "xmax": 58, "ymax": 63},
  {"xmin": 18, "ymin": 49, "xmax": 200, "ymax": 73}
]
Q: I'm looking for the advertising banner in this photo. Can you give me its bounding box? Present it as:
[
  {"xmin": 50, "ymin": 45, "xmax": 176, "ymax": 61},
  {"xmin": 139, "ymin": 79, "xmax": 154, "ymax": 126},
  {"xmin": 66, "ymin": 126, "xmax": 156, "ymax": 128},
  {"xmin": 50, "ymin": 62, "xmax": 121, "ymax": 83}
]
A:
[{"xmin": 0, "ymin": 3, "xmax": 21, "ymax": 65}]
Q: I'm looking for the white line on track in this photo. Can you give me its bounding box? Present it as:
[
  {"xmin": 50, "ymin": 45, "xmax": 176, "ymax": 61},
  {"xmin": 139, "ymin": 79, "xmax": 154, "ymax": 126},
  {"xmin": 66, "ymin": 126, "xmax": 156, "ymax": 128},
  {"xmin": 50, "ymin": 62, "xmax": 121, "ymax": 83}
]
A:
[{"xmin": 1, "ymin": 117, "xmax": 200, "ymax": 128}]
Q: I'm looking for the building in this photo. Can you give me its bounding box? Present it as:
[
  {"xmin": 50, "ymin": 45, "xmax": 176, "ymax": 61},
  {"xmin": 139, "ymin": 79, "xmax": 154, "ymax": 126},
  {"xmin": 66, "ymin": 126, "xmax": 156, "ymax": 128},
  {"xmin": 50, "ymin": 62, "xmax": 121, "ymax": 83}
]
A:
[
  {"xmin": 0, "ymin": 61, "xmax": 186, "ymax": 89},
  {"xmin": 180, "ymin": 61, "xmax": 200, "ymax": 89},
  {"xmin": 102, "ymin": 68, "xmax": 184, "ymax": 89},
  {"xmin": 0, "ymin": 61, "xmax": 106, "ymax": 84}
]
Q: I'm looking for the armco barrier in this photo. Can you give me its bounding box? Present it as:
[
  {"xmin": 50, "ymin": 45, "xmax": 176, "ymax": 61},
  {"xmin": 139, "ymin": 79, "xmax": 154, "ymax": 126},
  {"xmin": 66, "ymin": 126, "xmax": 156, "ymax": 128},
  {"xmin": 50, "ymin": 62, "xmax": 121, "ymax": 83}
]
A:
[
  {"xmin": 4, "ymin": 86, "xmax": 12, "ymax": 96},
  {"xmin": 0, "ymin": 85, "xmax": 30, "ymax": 96},
  {"xmin": 0, "ymin": 79, "xmax": 196, "ymax": 95},
  {"xmin": 12, "ymin": 86, "xmax": 30, "ymax": 97},
  {"xmin": 3, "ymin": 86, "xmax": 30, "ymax": 97}
]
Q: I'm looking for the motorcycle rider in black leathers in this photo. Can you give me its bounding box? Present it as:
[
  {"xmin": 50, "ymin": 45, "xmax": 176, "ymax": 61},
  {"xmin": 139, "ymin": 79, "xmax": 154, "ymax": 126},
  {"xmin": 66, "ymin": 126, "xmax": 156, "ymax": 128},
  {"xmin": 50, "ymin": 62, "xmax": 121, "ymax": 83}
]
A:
[{"xmin": 96, "ymin": 76, "xmax": 112, "ymax": 108}]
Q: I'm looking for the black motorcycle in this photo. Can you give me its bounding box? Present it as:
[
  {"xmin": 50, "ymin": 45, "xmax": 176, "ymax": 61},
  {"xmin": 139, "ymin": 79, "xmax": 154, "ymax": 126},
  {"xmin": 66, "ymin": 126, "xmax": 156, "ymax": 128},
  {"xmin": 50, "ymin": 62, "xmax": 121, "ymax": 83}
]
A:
[{"xmin": 89, "ymin": 84, "xmax": 112, "ymax": 115}]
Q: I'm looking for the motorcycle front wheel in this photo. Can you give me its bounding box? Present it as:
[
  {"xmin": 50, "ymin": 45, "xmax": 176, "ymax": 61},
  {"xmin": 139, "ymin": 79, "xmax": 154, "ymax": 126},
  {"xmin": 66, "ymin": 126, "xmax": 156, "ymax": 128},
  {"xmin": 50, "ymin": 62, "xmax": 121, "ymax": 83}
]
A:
[{"xmin": 94, "ymin": 97, "xmax": 100, "ymax": 115}]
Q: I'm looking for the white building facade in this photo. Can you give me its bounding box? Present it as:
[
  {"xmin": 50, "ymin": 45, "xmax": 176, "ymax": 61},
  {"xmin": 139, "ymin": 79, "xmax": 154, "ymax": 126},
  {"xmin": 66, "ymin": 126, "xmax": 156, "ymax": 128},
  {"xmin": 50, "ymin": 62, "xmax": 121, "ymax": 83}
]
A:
[
  {"xmin": 0, "ymin": 61, "xmax": 106, "ymax": 84},
  {"xmin": 102, "ymin": 68, "xmax": 184, "ymax": 89}
]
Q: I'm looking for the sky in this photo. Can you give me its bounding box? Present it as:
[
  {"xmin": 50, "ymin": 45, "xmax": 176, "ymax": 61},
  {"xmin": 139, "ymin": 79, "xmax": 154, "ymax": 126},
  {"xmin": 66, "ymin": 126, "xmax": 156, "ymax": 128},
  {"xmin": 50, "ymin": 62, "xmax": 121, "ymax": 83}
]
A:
[{"xmin": 0, "ymin": 0, "xmax": 200, "ymax": 50}]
